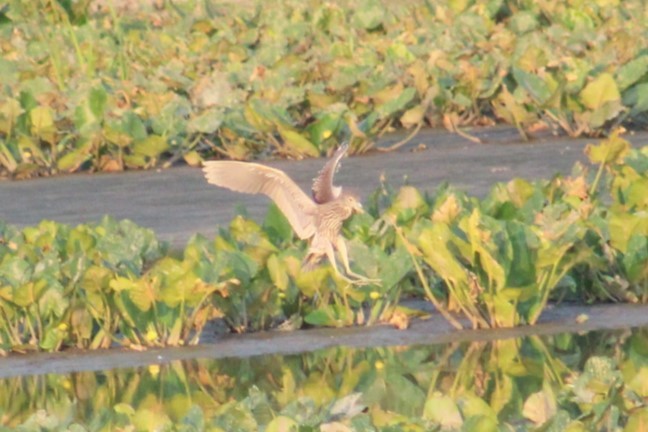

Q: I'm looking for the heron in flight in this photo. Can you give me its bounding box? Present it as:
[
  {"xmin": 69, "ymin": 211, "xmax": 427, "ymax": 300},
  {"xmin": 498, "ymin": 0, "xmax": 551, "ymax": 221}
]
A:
[{"xmin": 202, "ymin": 144, "xmax": 377, "ymax": 285}]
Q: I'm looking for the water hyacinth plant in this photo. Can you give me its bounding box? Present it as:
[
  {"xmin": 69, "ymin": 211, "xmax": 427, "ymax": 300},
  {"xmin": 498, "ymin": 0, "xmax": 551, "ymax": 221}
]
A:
[
  {"xmin": 0, "ymin": 135, "xmax": 647, "ymax": 351},
  {"xmin": 1, "ymin": 0, "xmax": 648, "ymax": 177}
]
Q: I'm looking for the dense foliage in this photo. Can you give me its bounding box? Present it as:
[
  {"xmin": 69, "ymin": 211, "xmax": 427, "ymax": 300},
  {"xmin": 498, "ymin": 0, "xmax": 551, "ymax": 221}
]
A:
[
  {"xmin": 1, "ymin": 328, "xmax": 647, "ymax": 431},
  {"xmin": 0, "ymin": 134, "xmax": 646, "ymax": 352},
  {"xmin": 1, "ymin": 0, "xmax": 648, "ymax": 177}
]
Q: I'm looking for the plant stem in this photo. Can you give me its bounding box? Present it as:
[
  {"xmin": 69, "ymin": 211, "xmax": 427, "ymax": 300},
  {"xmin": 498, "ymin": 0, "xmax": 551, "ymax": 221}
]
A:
[
  {"xmin": 394, "ymin": 227, "xmax": 463, "ymax": 329},
  {"xmin": 589, "ymin": 160, "xmax": 606, "ymax": 197}
]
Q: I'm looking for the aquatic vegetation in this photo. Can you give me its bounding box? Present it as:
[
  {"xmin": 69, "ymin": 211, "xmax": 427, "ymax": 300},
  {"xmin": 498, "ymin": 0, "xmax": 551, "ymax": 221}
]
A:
[
  {"xmin": 0, "ymin": 327, "xmax": 646, "ymax": 430},
  {"xmin": 1, "ymin": 0, "xmax": 648, "ymax": 177},
  {"xmin": 0, "ymin": 135, "xmax": 646, "ymax": 351}
]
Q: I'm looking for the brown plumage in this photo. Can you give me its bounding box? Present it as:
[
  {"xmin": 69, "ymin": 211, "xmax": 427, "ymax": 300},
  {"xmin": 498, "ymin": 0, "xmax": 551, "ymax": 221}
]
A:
[{"xmin": 202, "ymin": 144, "xmax": 377, "ymax": 284}]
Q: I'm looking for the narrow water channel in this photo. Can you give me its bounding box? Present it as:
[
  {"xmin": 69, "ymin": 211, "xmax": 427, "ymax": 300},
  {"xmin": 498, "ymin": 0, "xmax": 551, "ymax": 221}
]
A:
[{"xmin": 2, "ymin": 325, "xmax": 647, "ymax": 430}]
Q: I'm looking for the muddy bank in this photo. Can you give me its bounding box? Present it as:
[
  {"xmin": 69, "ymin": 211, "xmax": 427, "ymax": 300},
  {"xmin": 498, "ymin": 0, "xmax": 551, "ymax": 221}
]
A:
[{"xmin": 2, "ymin": 303, "xmax": 647, "ymax": 379}]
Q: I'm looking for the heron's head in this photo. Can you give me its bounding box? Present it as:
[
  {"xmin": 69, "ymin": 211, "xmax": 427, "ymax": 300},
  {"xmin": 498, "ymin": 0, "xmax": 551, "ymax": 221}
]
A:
[{"xmin": 342, "ymin": 194, "xmax": 364, "ymax": 214}]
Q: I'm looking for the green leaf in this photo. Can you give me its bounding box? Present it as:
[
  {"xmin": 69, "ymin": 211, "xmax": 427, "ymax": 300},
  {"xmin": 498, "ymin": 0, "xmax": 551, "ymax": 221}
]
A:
[
  {"xmin": 459, "ymin": 394, "xmax": 498, "ymax": 422},
  {"xmin": 560, "ymin": 8, "xmax": 595, "ymax": 30},
  {"xmin": 263, "ymin": 203, "xmax": 293, "ymax": 244},
  {"xmin": 624, "ymin": 82, "xmax": 648, "ymax": 115},
  {"xmin": 609, "ymin": 212, "xmax": 647, "ymax": 254},
  {"xmin": 579, "ymin": 73, "xmax": 621, "ymax": 110},
  {"xmin": 491, "ymin": 294, "xmax": 517, "ymax": 326},
  {"xmin": 307, "ymin": 110, "xmax": 344, "ymax": 146},
  {"xmin": 123, "ymin": 153, "xmax": 148, "ymax": 168},
  {"xmin": 57, "ymin": 140, "xmax": 93, "ymax": 172},
  {"xmin": 19, "ymin": 89, "xmax": 38, "ymax": 112},
  {"xmin": 89, "ymin": 86, "xmax": 108, "ymax": 118},
  {"xmin": 375, "ymin": 87, "xmax": 416, "ymax": 118},
  {"xmin": 224, "ymin": 250, "xmax": 258, "ymax": 285},
  {"xmin": 585, "ymin": 100, "xmax": 624, "ymax": 129},
  {"xmin": 39, "ymin": 325, "xmax": 66, "ymax": 351},
  {"xmin": 277, "ymin": 126, "xmax": 319, "ymax": 157},
  {"xmin": 133, "ymin": 135, "xmax": 168, "ymax": 158},
  {"xmin": 304, "ymin": 304, "xmax": 352, "ymax": 327},
  {"xmin": 493, "ymin": 87, "xmax": 536, "ymax": 127},
  {"xmin": 188, "ymin": 108, "xmax": 224, "ymax": 134},
  {"xmin": 121, "ymin": 111, "xmax": 147, "ymax": 141},
  {"xmin": 353, "ymin": 0, "xmax": 385, "ymax": 30},
  {"xmin": 416, "ymin": 224, "xmax": 468, "ymax": 287},
  {"xmin": 509, "ymin": 11, "xmax": 539, "ymax": 33},
  {"xmin": 113, "ymin": 403, "xmax": 136, "ymax": 415},
  {"xmin": 423, "ymin": 394, "xmax": 462, "ymax": 428},
  {"xmin": 462, "ymin": 415, "xmax": 499, "ymax": 432},
  {"xmin": 623, "ymin": 234, "xmax": 648, "ymax": 283},
  {"xmin": 506, "ymin": 221, "xmax": 537, "ymax": 287},
  {"xmin": 380, "ymin": 373, "xmax": 426, "ymax": 415},
  {"xmin": 616, "ymin": 56, "xmax": 648, "ymax": 91},
  {"xmin": 38, "ymin": 284, "xmax": 69, "ymax": 318},
  {"xmin": 295, "ymin": 267, "xmax": 329, "ymax": 297},
  {"xmin": 513, "ymin": 67, "xmax": 552, "ymax": 105},
  {"xmin": 465, "ymin": 210, "xmax": 506, "ymax": 290},
  {"xmin": 386, "ymin": 43, "xmax": 416, "ymax": 63},
  {"xmin": 15, "ymin": 280, "xmax": 47, "ymax": 307},
  {"xmin": 378, "ymin": 248, "xmax": 412, "ymax": 290},
  {"xmin": 243, "ymin": 100, "xmax": 275, "ymax": 133},
  {"xmin": 0, "ymin": 256, "xmax": 31, "ymax": 287}
]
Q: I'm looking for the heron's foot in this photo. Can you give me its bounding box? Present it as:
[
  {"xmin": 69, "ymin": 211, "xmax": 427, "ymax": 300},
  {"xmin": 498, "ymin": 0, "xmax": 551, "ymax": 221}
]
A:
[{"xmin": 341, "ymin": 271, "xmax": 382, "ymax": 286}]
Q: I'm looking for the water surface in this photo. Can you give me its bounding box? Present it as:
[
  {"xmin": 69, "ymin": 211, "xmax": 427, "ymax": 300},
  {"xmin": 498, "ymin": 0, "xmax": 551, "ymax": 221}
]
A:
[{"xmin": 2, "ymin": 326, "xmax": 647, "ymax": 431}]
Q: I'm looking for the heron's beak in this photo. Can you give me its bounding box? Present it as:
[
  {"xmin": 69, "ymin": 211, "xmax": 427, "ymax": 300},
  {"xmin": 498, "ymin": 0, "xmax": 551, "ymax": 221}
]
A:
[{"xmin": 354, "ymin": 201, "xmax": 364, "ymax": 214}]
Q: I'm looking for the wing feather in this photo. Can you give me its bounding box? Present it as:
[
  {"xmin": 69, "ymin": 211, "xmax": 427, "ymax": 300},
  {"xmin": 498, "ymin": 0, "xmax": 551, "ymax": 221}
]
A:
[
  {"xmin": 203, "ymin": 161, "xmax": 317, "ymax": 239},
  {"xmin": 311, "ymin": 143, "xmax": 348, "ymax": 204}
]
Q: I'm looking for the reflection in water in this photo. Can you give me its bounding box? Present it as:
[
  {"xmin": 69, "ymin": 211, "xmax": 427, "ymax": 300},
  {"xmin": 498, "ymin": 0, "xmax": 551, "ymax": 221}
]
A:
[{"xmin": 1, "ymin": 327, "xmax": 647, "ymax": 430}]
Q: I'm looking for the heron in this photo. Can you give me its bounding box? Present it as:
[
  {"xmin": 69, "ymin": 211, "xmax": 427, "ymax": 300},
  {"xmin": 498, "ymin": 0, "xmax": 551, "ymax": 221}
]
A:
[{"xmin": 202, "ymin": 144, "xmax": 377, "ymax": 285}]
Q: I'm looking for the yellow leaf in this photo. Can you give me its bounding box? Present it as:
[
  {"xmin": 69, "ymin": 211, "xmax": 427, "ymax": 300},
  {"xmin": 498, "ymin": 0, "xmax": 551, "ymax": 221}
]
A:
[
  {"xmin": 30, "ymin": 106, "xmax": 54, "ymax": 131},
  {"xmin": 277, "ymin": 126, "xmax": 319, "ymax": 157},
  {"xmin": 400, "ymin": 103, "xmax": 426, "ymax": 128},
  {"xmin": 132, "ymin": 408, "xmax": 171, "ymax": 432},
  {"xmin": 372, "ymin": 82, "xmax": 404, "ymax": 105},
  {"xmin": 30, "ymin": 106, "xmax": 57, "ymax": 143},
  {"xmin": 266, "ymin": 416, "xmax": 299, "ymax": 432},
  {"xmin": 580, "ymin": 73, "xmax": 621, "ymax": 110},
  {"xmin": 522, "ymin": 388, "xmax": 557, "ymax": 425},
  {"xmin": 585, "ymin": 131, "xmax": 631, "ymax": 165},
  {"xmin": 267, "ymin": 254, "xmax": 289, "ymax": 291},
  {"xmin": 432, "ymin": 194, "xmax": 461, "ymax": 224},
  {"xmin": 183, "ymin": 150, "xmax": 203, "ymax": 166},
  {"xmin": 0, "ymin": 98, "xmax": 23, "ymax": 134},
  {"xmin": 423, "ymin": 393, "xmax": 463, "ymax": 428}
]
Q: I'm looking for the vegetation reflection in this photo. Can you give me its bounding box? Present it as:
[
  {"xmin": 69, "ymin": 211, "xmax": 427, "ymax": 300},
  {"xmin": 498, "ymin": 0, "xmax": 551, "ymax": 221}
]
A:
[{"xmin": 1, "ymin": 327, "xmax": 647, "ymax": 431}]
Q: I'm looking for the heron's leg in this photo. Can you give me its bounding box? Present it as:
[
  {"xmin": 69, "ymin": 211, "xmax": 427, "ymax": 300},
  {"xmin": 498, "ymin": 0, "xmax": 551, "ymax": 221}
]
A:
[
  {"xmin": 335, "ymin": 238, "xmax": 381, "ymax": 285},
  {"xmin": 324, "ymin": 242, "xmax": 354, "ymax": 283},
  {"xmin": 335, "ymin": 238, "xmax": 356, "ymax": 276}
]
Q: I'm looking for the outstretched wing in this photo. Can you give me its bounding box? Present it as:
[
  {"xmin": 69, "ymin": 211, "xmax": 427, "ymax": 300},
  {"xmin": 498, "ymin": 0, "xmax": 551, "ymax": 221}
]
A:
[
  {"xmin": 203, "ymin": 161, "xmax": 317, "ymax": 239},
  {"xmin": 311, "ymin": 143, "xmax": 348, "ymax": 204}
]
